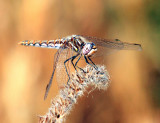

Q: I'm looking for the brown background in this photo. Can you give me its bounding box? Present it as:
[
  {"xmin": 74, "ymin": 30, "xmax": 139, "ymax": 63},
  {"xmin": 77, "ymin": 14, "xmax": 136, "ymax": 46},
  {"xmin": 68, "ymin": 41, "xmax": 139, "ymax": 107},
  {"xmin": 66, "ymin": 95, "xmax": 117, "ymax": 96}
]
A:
[{"xmin": 0, "ymin": 0, "xmax": 160, "ymax": 123}]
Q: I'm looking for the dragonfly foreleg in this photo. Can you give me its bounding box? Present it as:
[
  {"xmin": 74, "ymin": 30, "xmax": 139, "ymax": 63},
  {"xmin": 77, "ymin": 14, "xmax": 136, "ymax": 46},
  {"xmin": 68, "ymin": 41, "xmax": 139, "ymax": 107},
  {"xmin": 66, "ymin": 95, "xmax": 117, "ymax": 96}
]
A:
[
  {"xmin": 87, "ymin": 56, "xmax": 98, "ymax": 70},
  {"xmin": 74, "ymin": 54, "xmax": 86, "ymax": 72},
  {"xmin": 75, "ymin": 54, "xmax": 82, "ymax": 67},
  {"xmin": 71, "ymin": 54, "xmax": 80, "ymax": 71},
  {"xmin": 84, "ymin": 56, "xmax": 98, "ymax": 70},
  {"xmin": 64, "ymin": 53, "xmax": 79, "ymax": 84}
]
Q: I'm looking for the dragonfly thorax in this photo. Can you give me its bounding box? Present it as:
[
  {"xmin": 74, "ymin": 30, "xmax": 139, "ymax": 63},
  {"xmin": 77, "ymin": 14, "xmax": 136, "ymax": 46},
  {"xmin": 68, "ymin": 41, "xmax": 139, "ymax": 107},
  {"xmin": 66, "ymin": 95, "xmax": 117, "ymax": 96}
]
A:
[{"xmin": 82, "ymin": 43, "xmax": 97, "ymax": 57}]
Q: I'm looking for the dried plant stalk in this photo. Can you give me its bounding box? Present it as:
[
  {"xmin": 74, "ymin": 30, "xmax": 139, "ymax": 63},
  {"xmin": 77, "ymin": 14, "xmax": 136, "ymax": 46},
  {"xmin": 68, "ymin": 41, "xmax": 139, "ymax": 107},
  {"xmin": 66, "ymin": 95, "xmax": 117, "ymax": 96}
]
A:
[{"xmin": 39, "ymin": 65, "xmax": 110, "ymax": 123}]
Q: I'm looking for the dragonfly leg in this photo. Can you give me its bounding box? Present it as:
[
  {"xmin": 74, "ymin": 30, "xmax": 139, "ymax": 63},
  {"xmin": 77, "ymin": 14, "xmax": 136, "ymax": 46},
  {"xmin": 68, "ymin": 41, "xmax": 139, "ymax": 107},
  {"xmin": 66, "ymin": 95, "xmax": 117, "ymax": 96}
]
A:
[
  {"xmin": 75, "ymin": 54, "xmax": 82, "ymax": 67},
  {"xmin": 87, "ymin": 56, "xmax": 98, "ymax": 70},
  {"xmin": 71, "ymin": 54, "xmax": 80, "ymax": 71},
  {"xmin": 74, "ymin": 54, "xmax": 86, "ymax": 72},
  {"xmin": 84, "ymin": 56, "xmax": 98, "ymax": 70},
  {"xmin": 64, "ymin": 54, "xmax": 79, "ymax": 85}
]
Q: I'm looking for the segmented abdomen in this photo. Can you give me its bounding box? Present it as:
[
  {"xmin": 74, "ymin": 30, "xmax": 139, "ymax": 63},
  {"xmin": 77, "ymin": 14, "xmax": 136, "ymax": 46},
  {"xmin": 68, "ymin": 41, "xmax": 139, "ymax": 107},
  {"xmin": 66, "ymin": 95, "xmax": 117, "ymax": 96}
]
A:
[{"xmin": 19, "ymin": 39, "xmax": 65, "ymax": 49}]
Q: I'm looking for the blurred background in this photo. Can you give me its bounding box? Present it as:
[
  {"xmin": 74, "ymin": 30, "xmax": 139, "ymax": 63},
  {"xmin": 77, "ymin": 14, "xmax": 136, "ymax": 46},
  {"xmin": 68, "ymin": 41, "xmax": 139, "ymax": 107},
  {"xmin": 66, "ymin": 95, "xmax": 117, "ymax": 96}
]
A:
[{"xmin": 0, "ymin": 0, "xmax": 160, "ymax": 123}]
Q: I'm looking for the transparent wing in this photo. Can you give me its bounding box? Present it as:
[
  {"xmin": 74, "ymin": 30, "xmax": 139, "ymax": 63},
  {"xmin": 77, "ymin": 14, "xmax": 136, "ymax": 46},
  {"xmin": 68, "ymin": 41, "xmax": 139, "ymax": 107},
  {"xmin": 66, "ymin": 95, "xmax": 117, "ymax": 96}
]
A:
[
  {"xmin": 56, "ymin": 48, "xmax": 70, "ymax": 88},
  {"xmin": 80, "ymin": 36, "xmax": 142, "ymax": 57},
  {"xmin": 82, "ymin": 36, "xmax": 142, "ymax": 54},
  {"xmin": 82, "ymin": 36, "xmax": 142, "ymax": 50},
  {"xmin": 56, "ymin": 47, "xmax": 77, "ymax": 88},
  {"xmin": 44, "ymin": 48, "xmax": 64, "ymax": 100}
]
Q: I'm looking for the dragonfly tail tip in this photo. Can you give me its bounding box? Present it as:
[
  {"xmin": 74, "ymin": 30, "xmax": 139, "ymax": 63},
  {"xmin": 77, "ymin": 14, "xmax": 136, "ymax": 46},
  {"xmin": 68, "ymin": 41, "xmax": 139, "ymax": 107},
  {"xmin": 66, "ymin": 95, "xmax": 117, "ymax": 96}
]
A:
[
  {"xmin": 18, "ymin": 41, "xmax": 22, "ymax": 45},
  {"xmin": 18, "ymin": 41, "xmax": 25, "ymax": 45}
]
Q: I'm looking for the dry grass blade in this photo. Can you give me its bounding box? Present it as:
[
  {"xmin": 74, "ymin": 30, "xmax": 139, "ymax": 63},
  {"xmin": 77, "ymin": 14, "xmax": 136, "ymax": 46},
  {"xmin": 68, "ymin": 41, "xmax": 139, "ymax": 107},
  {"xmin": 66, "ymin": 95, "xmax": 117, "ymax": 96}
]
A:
[{"xmin": 39, "ymin": 65, "xmax": 110, "ymax": 123}]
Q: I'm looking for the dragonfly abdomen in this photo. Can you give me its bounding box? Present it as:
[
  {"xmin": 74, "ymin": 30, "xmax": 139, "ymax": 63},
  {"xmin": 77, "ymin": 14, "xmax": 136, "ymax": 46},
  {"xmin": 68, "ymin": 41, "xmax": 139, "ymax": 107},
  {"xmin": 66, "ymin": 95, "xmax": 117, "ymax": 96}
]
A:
[{"xmin": 19, "ymin": 40, "xmax": 65, "ymax": 49}]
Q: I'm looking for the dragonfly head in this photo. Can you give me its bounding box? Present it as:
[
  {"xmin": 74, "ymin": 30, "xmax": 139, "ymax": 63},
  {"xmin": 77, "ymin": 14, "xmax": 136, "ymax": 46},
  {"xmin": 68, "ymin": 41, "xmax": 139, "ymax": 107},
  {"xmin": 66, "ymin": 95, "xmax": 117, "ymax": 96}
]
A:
[{"xmin": 82, "ymin": 43, "xmax": 97, "ymax": 57}]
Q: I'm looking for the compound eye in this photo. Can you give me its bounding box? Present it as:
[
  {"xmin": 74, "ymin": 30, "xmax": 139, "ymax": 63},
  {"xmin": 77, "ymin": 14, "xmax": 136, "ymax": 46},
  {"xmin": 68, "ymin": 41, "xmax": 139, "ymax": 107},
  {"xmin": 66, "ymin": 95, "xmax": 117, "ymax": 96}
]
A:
[
  {"xmin": 92, "ymin": 43, "xmax": 96, "ymax": 49},
  {"xmin": 91, "ymin": 43, "xmax": 95, "ymax": 46}
]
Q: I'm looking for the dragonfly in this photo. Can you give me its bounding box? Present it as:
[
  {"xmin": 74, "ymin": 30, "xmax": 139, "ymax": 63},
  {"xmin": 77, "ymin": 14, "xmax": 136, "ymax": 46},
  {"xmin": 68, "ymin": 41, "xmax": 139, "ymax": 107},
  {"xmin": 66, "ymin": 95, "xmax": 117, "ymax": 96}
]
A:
[{"xmin": 19, "ymin": 35, "xmax": 142, "ymax": 100}]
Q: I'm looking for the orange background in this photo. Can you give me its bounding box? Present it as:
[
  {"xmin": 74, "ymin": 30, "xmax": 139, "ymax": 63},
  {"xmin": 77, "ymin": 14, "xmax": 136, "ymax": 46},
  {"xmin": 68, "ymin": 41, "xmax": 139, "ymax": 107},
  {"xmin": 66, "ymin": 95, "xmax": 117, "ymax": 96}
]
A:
[{"xmin": 0, "ymin": 0, "xmax": 159, "ymax": 123}]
